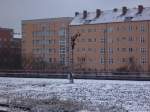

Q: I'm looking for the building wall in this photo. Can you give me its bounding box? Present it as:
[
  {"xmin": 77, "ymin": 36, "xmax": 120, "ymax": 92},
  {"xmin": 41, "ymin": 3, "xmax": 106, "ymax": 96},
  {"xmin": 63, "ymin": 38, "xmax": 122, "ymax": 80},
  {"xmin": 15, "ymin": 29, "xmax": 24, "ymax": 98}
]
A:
[
  {"xmin": 22, "ymin": 17, "xmax": 72, "ymax": 69},
  {"xmin": 69, "ymin": 21, "xmax": 150, "ymax": 72},
  {"xmin": 11, "ymin": 38, "xmax": 22, "ymax": 69},
  {"xmin": 0, "ymin": 28, "xmax": 12, "ymax": 69},
  {"xmin": 0, "ymin": 28, "xmax": 21, "ymax": 69}
]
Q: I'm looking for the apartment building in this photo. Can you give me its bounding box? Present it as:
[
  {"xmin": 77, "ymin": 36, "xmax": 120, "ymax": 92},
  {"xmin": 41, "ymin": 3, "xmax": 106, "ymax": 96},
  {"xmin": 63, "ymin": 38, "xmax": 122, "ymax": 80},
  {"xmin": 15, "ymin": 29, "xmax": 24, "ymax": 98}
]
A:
[
  {"xmin": 0, "ymin": 28, "xmax": 21, "ymax": 69},
  {"xmin": 70, "ymin": 5, "xmax": 150, "ymax": 72},
  {"xmin": 11, "ymin": 38, "xmax": 22, "ymax": 69},
  {"xmin": 22, "ymin": 17, "xmax": 72, "ymax": 69}
]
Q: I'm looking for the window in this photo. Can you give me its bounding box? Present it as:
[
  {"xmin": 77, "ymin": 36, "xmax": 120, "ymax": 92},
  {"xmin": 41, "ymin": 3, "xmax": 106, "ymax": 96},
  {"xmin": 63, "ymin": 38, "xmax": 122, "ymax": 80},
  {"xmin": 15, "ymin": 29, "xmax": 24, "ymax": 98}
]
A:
[
  {"xmin": 140, "ymin": 48, "xmax": 147, "ymax": 53},
  {"xmin": 60, "ymin": 55, "xmax": 65, "ymax": 64},
  {"xmin": 122, "ymin": 58, "xmax": 127, "ymax": 63},
  {"xmin": 108, "ymin": 58, "xmax": 113, "ymax": 64},
  {"xmin": 100, "ymin": 48, "xmax": 105, "ymax": 54},
  {"xmin": 100, "ymin": 57, "xmax": 104, "ymax": 64},
  {"xmin": 100, "ymin": 38, "xmax": 105, "ymax": 43},
  {"xmin": 32, "ymin": 49, "xmax": 36, "ymax": 54},
  {"xmin": 108, "ymin": 48, "xmax": 113, "ymax": 54},
  {"xmin": 140, "ymin": 24, "xmax": 145, "ymax": 32},
  {"xmin": 60, "ymin": 50, "xmax": 65, "ymax": 54},
  {"xmin": 128, "ymin": 36, "xmax": 134, "ymax": 42},
  {"xmin": 81, "ymin": 29, "xmax": 85, "ymax": 33},
  {"xmin": 32, "ymin": 32, "xmax": 36, "ymax": 37},
  {"xmin": 58, "ymin": 28, "xmax": 65, "ymax": 36},
  {"xmin": 45, "ymin": 40, "xmax": 50, "ymax": 45},
  {"xmin": 49, "ymin": 40, "xmax": 53, "ymax": 45},
  {"xmin": 81, "ymin": 38, "xmax": 85, "ymax": 42},
  {"xmin": 78, "ymin": 57, "xmax": 86, "ymax": 62},
  {"xmin": 60, "ymin": 47, "xmax": 66, "ymax": 54},
  {"xmin": 88, "ymin": 29, "xmax": 92, "ymax": 32},
  {"xmin": 107, "ymin": 27, "xmax": 113, "ymax": 32},
  {"xmin": 60, "ymin": 36, "xmax": 66, "ymax": 41},
  {"xmin": 88, "ymin": 48, "xmax": 92, "ymax": 51},
  {"xmin": 122, "ymin": 37, "xmax": 126, "ymax": 40},
  {"xmin": 59, "ymin": 40, "xmax": 66, "ymax": 45},
  {"xmin": 53, "ymin": 40, "xmax": 57, "ymax": 44},
  {"xmin": 60, "ymin": 54, "xmax": 65, "ymax": 58},
  {"xmin": 32, "ymin": 40, "xmax": 35, "ymax": 45},
  {"xmin": 117, "ymin": 48, "xmax": 120, "ymax": 51},
  {"xmin": 129, "ymin": 48, "xmax": 133, "ymax": 53},
  {"xmin": 82, "ymin": 58, "xmax": 86, "ymax": 62},
  {"xmin": 49, "ymin": 58, "xmax": 52, "ymax": 63},
  {"xmin": 141, "ymin": 56, "xmax": 147, "ymax": 64},
  {"xmin": 88, "ymin": 38, "xmax": 92, "ymax": 42},
  {"xmin": 93, "ymin": 29, "xmax": 96, "ymax": 32},
  {"xmin": 140, "ymin": 36, "xmax": 145, "ymax": 43},
  {"xmin": 82, "ymin": 48, "xmax": 86, "ymax": 51},
  {"xmin": 49, "ymin": 49, "xmax": 52, "ymax": 53},
  {"xmin": 60, "ymin": 59, "xmax": 65, "ymax": 64},
  {"xmin": 53, "ymin": 58, "xmax": 56, "ymax": 62},
  {"xmin": 128, "ymin": 25, "xmax": 132, "ymax": 32},
  {"xmin": 53, "ymin": 48, "xmax": 57, "ymax": 53},
  {"xmin": 46, "ymin": 48, "xmax": 50, "ymax": 54}
]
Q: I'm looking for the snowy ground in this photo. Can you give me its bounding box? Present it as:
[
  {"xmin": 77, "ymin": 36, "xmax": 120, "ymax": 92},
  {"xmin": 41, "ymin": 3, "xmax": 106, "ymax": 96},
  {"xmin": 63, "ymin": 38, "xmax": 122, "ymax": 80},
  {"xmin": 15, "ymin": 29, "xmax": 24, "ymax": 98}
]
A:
[{"xmin": 0, "ymin": 77, "xmax": 150, "ymax": 112}]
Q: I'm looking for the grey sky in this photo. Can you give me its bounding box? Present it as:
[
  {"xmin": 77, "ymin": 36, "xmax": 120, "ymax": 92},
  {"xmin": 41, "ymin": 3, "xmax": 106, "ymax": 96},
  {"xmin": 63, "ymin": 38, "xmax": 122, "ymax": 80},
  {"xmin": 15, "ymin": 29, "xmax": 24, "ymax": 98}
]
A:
[{"xmin": 0, "ymin": 0, "xmax": 149, "ymax": 33}]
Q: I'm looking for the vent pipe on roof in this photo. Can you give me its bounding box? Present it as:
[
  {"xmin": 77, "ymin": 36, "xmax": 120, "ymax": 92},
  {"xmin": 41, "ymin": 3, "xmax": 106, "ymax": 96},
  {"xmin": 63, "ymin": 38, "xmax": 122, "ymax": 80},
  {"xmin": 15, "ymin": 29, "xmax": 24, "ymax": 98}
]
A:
[
  {"xmin": 75, "ymin": 12, "xmax": 79, "ymax": 16},
  {"xmin": 113, "ymin": 8, "xmax": 118, "ymax": 12},
  {"xmin": 122, "ymin": 6, "xmax": 128, "ymax": 15},
  {"xmin": 83, "ymin": 10, "xmax": 87, "ymax": 19},
  {"xmin": 96, "ymin": 9, "xmax": 101, "ymax": 18},
  {"xmin": 137, "ymin": 5, "xmax": 144, "ymax": 14}
]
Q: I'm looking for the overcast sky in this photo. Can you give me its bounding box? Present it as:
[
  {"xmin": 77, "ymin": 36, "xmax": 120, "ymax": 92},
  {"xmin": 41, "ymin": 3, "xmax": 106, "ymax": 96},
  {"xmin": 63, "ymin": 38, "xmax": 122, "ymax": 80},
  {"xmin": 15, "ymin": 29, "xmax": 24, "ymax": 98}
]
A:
[{"xmin": 0, "ymin": 0, "xmax": 150, "ymax": 33}]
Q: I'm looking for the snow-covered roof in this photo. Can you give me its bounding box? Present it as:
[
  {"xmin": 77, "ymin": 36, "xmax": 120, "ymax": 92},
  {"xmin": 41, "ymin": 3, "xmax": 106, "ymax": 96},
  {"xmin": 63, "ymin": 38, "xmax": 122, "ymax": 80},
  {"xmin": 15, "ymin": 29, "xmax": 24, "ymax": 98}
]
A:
[{"xmin": 70, "ymin": 7, "xmax": 150, "ymax": 25}]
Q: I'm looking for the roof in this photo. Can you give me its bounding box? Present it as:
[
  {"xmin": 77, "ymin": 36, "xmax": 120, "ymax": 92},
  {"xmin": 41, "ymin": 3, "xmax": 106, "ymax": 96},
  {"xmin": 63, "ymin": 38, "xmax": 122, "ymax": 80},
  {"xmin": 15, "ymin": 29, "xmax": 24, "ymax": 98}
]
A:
[
  {"xmin": 22, "ymin": 17, "xmax": 73, "ymax": 24},
  {"xmin": 0, "ymin": 27, "xmax": 13, "ymax": 31},
  {"xmin": 70, "ymin": 7, "xmax": 150, "ymax": 25}
]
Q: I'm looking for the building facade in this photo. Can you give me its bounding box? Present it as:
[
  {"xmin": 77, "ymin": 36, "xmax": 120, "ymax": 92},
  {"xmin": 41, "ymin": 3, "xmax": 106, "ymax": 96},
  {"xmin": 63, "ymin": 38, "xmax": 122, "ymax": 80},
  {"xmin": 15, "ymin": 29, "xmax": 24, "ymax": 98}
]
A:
[
  {"xmin": 22, "ymin": 17, "xmax": 72, "ymax": 70},
  {"xmin": 0, "ymin": 28, "xmax": 21, "ymax": 69},
  {"xmin": 22, "ymin": 6, "xmax": 150, "ymax": 72},
  {"xmin": 11, "ymin": 38, "xmax": 22, "ymax": 69},
  {"xmin": 70, "ymin": 5, "xmax": 150, "ymax": 72}
]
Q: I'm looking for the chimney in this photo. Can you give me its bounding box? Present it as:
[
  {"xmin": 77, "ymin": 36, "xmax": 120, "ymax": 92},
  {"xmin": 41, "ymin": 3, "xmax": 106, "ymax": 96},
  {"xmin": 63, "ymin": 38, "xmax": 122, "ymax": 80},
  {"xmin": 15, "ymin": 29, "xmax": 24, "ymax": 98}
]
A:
[
  {"xmin": 138, "ymin": 5, "xmax": 144, "ymax": 14},
  {"xmin": 83, "ymin": 10, "xmax": 87, "ymax": 19},
  {"xmin": 96, "ymin": 9, "xmax": 101, "ymax": 18},
  {"xmin": 75, "ymin": 12, "xmax": 79, "ymax": 16},
  {"xmin": 122, "ymin": 6, "xmax": 128, "ymax": 15}
]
